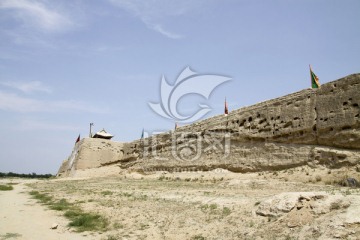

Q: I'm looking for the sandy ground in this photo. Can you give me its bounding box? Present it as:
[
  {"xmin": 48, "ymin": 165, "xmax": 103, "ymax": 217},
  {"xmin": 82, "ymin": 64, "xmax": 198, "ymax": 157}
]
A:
[
  {"xmin": 0, "ymin": 179, "xmax": 98, "ymax": 240},
  {"xmin": 1, "ymin": 166, "xmax": 360, "ymax": 240}
]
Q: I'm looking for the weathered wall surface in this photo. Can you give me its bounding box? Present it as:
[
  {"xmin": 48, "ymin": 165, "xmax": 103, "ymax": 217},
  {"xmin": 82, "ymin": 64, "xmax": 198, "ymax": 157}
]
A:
[
  {"xmin": 57, "ymin": 138, "xmax": 124, "ymax": 177},
  {"xmin": 57, "ymin": 74, "xmax": 360, "ymax": 177}
]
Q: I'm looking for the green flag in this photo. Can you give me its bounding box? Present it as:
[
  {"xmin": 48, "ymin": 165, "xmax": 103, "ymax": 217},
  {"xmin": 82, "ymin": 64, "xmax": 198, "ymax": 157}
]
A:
[{"xmin": 310, "ymin": 65, "xmax": 320, "ymax": 89}]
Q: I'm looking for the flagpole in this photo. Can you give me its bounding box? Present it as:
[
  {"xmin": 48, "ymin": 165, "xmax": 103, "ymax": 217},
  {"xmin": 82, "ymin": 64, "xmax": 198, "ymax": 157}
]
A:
[
  {"xmin": 89, "ymin": 123, "xmax": 94, "ymax": 138},
  {"xmin": 309, "ymin": 64, "xmax": 312, "ymax": 88},
  {"xmin": 224, "ymin": 97, "xmax": 229, "ymax": 130}
]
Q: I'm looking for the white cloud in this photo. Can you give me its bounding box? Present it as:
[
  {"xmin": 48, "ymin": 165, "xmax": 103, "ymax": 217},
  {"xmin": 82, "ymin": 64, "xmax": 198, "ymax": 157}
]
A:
[
  {"xmin": 148, "ymin": 23, "xmax": 183, "ymax": 39},
  {"xmin": 0, "ymin": 0, "xmax": 73, "ymax": 32},
  {"xmin": 108, "ymin": 0, "xmax": 189, "ymax": 39},
  {"xmin": 0, "ymin": 91, "xmax": 107, "ymax": 113},
  {"xmin": 1, "ymin": 81, "xmax": 52, "ymax": 94}
]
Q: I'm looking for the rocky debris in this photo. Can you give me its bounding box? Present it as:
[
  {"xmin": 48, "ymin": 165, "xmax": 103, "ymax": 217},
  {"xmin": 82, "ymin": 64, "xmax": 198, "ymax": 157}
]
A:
[
  {"xmin": 285, "ymin": 197, "xmax": 314, "ymax": 228},
  {"xmin": 50, "ymin": 223, "xmax": 58, "ymax": 229},
  {"xmin": 254, "ymin": 191, "xmax": 360, "ymax": 239},
  {"xmin": 256, "ymin": 192, "xmax": 351, "ymax": 226},
  {"xmin": 256, "ymin": 192, "xmax": 303, "ymax": 217},
  {"xmin": 311, "ymin": 195, "xmax": 350, "ymax": 215}
]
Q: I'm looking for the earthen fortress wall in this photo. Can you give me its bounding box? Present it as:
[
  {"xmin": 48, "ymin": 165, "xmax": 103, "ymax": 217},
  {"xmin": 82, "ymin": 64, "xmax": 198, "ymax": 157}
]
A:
[{"xmin": 58, "ymin": 74, "xmax": 360, "ymax": 177}]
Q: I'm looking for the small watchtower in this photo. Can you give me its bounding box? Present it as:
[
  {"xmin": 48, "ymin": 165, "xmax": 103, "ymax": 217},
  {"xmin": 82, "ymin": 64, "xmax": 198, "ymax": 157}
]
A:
[{"xmin": 92, "ymin": 129, "xmax": 114, "ymax": 140}]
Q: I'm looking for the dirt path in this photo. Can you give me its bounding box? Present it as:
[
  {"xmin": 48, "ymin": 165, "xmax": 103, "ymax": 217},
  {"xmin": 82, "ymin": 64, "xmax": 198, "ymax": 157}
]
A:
[{"xmin": 0, "ymin": 180, "xmax": 95, "ymax": 240}]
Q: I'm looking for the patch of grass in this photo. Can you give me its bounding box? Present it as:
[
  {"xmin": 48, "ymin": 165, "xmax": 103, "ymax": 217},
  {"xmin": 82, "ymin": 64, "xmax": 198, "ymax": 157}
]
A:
[
  {"xmin": 136, "ymin": 194, "xmax": 148, "ymax": 201},
  {"xmin": 50, "ymin": 198, "xmax": 72, "ymax": 211},
  {"xmin": 105, "ymin": 234, "xmax": 121, "ymax": 240},
  {"xmin": 29, "ymin": 191, "xmax": 52, "ymax": 203},
  {"xmin": 64, "ymin": 209, "xmax": 81, "ymax": 218},
  {"xmin": 191, "ymin": 235, "xmax": 206, "ymax": 240},
  {"xmin": 121, "ymin": 192, "xmax": 133, "ymax": 198},
  {"xmin": 200, "ymin": 204, "xmax": 209, "ymax": 212},
  {"xmin": 101, "ymin": 190, "xmax": 113, "ymax": 196},
  {"xmin": 29, "ymin": 191, "xmax": 108, "ymax": 232},
  {"xmin": 66, "ymin": 210, "xmax": 108, "ymax": 232},
  {"xmin": 139, "ymin": 223, "xmax": 149, "ymax": 230},
  {"xmin": 0, "ymin": 184, "xmax": 13, "ymax": 191},
  {"xmin": 6, "ymin": 182, "xmax": 19, "ymax": 185},
  {"xmin": 113, "ymin": 222, "xmax": 124, "ymax": 229},
  {"xmin": 222, "ymin": 207, "xmax": 231, "ymax": 216},
  {"xmin": 1, "ymin": 233, "xmax": 22, "ymax": 239},
  {"xmin": 209, "ymin": 203, "xmax": 218, "ymax": 210},
  {"xmin": 0, "ymin": 232, "xmax": 22, "ymax": 239}
]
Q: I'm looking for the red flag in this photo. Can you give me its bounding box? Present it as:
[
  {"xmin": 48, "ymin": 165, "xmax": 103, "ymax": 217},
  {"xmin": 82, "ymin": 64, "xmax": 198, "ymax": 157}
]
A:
[
  {"xmin": 224, "ymin": 98, "xmax": 229, "ymax": 115},
  {"xmin": 75, "ymin": 134, "xmax": 80, "ymax": 144}
]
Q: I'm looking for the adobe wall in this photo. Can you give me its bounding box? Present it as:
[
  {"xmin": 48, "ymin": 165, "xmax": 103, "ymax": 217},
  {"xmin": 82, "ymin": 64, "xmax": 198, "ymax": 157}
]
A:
[
  {"xmin": 57, "ymin": 74, "xmax": 360, "ymax": 177},
  {"xmin": 57, "ymin": 138, "xmax": 124, "ymax": 177}
]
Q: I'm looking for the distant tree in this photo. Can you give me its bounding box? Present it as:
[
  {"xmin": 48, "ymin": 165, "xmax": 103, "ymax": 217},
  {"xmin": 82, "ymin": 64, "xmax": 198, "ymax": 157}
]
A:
[{"xmin": 0, "ymin": 172, "xmax": 53, "ymax": 179}]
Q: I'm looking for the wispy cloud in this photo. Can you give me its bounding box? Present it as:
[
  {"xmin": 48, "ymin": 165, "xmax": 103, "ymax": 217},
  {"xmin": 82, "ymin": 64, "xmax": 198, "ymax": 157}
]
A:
[
  {"xmin": 1, "ymin": 81, "xmax": 52, "ymax": 94},
  {"xmin": 108, "ymin": 0, "xmax": 188, "ymax": 39},
  {"xmin": 0, "ymin": 0, "xmax": 73, "ymax": 32},
  {"xmin": 0, "ymin": 91, "xmax": 108, "ymax": 113},
  {"xmin": 149, "ymin": 23, "xmax": 183, "ymax": 39}
]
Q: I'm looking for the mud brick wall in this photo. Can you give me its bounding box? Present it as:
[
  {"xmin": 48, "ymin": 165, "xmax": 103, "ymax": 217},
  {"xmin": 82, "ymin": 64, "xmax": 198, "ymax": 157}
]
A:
[{"xmin": 58, "ymin": 74, "xmax": 360, "ymax": 176}]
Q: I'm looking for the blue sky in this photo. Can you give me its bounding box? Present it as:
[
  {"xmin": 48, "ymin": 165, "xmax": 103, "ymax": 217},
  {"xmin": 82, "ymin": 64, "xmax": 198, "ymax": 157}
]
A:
[{"xmin": 0, "ymin": 0, "xmax": 359, "ymax": 174}]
